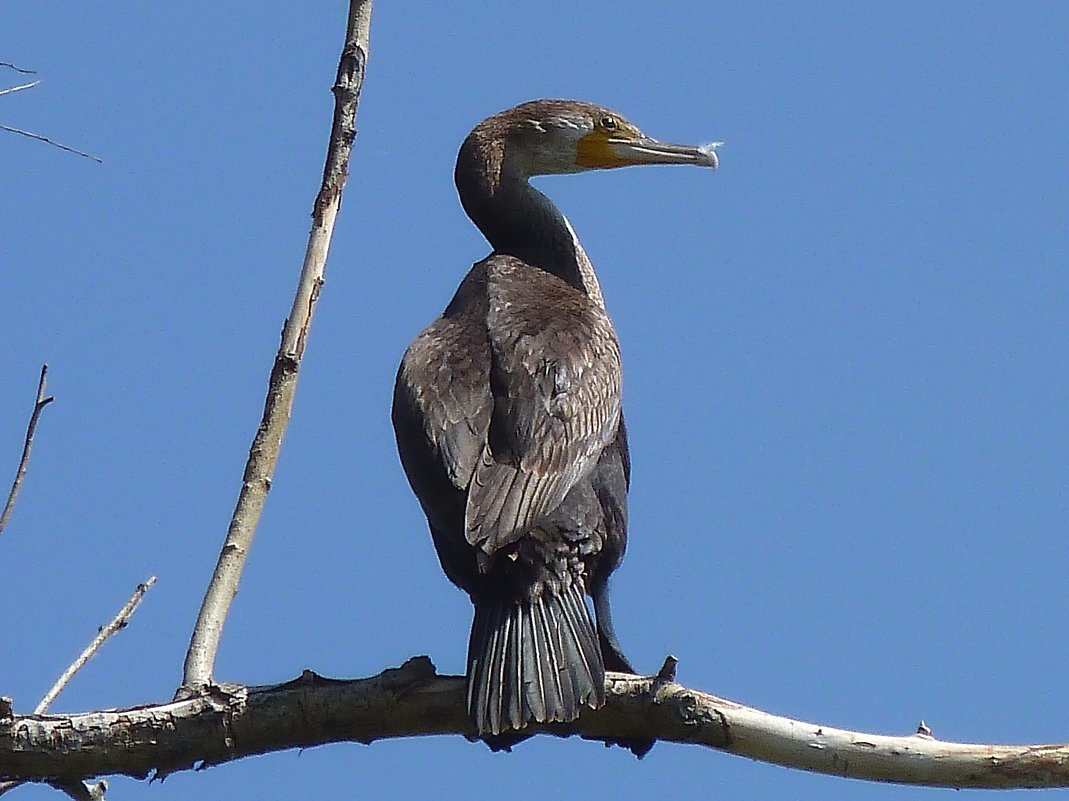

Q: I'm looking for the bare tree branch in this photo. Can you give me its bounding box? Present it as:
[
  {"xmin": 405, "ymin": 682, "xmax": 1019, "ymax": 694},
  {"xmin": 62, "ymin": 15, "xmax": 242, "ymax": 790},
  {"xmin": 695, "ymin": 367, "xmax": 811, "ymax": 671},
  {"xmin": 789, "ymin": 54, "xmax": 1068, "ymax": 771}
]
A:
[
  {"xmin": 0, "ymin": 63, "xmax": 36, "ymax": 74},
  {"xmin": 0, "ymin": 579, "xmax": 155, "ymax": 797},
  {"xmin": 0, "ymin": 79, "xmax": 102, "ymax": 162},
  {"xmin": 35, "ymin": 577, "xmax": 158, "ymax": 714},
  {"xmin": 0, "ymin": 123, "xmax": 103, "ymax": 162},
  {"xmin": 0, "ymin": 81, "xmax": 40, "ymax": 98},
  {"xmin": 4, "ymin": 660, "xmax": 1069, "ymax": 790},
  {"xmin": 0, "ymin": 365, "xmax": 55, "ymax": 537},
  {"xmin": 179, "ymin": 0, "xmax": 374, "ymax": 694}
]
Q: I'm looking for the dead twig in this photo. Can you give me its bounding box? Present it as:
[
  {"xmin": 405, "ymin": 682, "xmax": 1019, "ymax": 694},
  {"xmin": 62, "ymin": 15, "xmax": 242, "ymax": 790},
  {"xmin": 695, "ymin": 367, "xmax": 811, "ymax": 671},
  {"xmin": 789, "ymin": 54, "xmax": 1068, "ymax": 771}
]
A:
[
  {"xmin": 0, "ymin": 63, "xmax": 36, "ymax": 74},
  {"xmin": 35, "ymin": 577, "xmax": 158, "ymax": 714},
  {"xmin": 0, "ymin": 123, "xmax": 102, "ymax": 163},
  {"xmin": 1, "ymin": 77, "xmax": 103, "ymax": 162},
  {"xmin": 179, "ymin": 0, "xmax": 374, "ymax": 693},
  {"xmin": 0, "ymin": 365, "xmax": 55, "ymax": 537},
  {"xmin": 0, "ymin": 80, "xmax": 40, "ymax": 98},
  {"xmin": 0, "ymin": 579, "xmax": 155, "ymax": 795}
]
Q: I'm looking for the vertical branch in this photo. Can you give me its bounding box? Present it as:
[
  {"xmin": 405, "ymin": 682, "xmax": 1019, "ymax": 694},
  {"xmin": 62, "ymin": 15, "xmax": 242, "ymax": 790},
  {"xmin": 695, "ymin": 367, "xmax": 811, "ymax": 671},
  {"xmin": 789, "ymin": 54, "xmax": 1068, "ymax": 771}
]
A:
[
  {"xmin": 180, "ymin": 0, "xmax": 374, "ymax": 691},
  {"xmin": 0, "ymin": 365, "xmax": 54, "ymax": 538}
]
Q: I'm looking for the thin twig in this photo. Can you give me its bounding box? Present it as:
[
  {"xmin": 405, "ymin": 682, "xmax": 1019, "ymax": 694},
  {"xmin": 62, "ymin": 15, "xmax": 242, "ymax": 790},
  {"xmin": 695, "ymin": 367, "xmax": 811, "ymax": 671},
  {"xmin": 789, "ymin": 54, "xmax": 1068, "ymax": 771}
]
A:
[
  {"xmin": 34, "ymin": 577, "xmax": 158, "ymax": 714},
  {"xmin": 0, "ymin": 63, "xmax": 36, "ymax": 74},
  {"xmin": 0, "ymin": 73, "xmax": 102, "ymax": 162},
  {"xmin": 0, "ymin": 80, "xmax": 40, "ymax": 98},
  {"xmin": 0, "ymin": 580, "xmax": 154, "ymax": 795},
  {"xmin": 179, "ymin": 0, "xmax": 373, "ymax": 692},
  {"xmin": 0, "ymin": 365, "xmax": 55, "ymax": 537},
  {"xmin": 0, "ymin": 123, "xmax": 102, "ymax": 163}
]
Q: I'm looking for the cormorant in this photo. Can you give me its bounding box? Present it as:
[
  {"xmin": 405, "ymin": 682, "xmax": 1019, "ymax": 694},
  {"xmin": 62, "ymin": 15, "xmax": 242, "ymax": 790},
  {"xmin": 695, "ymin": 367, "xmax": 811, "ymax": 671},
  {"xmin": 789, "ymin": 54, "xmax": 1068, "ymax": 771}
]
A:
[{"xmin": 392, "ymin": 99, "xmax": 718, "ymax": 737}]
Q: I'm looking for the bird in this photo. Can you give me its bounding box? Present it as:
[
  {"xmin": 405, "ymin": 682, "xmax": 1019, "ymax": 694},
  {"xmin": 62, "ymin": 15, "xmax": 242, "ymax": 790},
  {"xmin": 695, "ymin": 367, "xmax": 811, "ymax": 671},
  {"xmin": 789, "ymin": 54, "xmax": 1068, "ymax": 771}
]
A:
[{"xmin": 392, "ymin": 99, "xmax": 718, "ymax": 738}]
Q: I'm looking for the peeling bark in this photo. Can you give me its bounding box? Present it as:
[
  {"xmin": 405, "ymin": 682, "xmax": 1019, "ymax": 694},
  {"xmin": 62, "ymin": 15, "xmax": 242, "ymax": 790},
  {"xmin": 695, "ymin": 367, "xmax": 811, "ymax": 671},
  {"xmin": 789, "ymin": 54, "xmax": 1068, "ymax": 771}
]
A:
[{"xmin": 4, "ymin": 658, "xmax": 1069, "ymax": 790}]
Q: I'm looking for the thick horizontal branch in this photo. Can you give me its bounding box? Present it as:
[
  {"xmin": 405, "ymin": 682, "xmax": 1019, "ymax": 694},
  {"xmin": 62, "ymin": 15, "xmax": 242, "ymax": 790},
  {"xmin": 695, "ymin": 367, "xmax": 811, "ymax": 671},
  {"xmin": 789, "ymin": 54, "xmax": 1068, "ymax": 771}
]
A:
[{"xmin": 2, "ymin": 657, "xmax": 1068, "ymax": 789}]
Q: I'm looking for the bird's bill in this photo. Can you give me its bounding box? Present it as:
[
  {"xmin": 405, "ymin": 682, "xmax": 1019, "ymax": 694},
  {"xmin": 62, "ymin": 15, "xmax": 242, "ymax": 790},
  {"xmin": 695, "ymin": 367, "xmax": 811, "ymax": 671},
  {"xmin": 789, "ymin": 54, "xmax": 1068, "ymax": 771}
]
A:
[
  {"xmin": 612, "ymin": 137, "xmax": 720, "ymax": 169},
  {"xmin": 578, "ymin": 131, "xmax": 720, "ymax": 170}
]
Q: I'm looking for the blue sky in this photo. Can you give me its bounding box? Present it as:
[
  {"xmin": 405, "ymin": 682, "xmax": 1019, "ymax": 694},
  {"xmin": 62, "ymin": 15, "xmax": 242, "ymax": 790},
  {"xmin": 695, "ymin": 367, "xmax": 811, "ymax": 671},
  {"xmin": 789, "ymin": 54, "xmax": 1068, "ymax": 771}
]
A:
[{"xmin": 3, "ymin": 2, "xmax": 1068, "ymax": 799}]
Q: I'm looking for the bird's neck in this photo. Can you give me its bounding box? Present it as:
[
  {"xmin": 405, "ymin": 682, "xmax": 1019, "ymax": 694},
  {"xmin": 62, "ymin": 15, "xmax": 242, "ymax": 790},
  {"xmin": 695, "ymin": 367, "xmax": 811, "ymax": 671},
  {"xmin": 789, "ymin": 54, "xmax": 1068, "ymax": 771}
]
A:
[{"xmin": 456, "ymin": 142, "xmax": 605, "ymax": 308}]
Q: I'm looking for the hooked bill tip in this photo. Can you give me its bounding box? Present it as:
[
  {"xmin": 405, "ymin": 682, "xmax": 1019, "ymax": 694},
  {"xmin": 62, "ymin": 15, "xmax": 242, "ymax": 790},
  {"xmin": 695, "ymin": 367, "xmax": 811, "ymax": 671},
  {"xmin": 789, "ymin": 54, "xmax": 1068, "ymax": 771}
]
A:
[{"xmin": 698, "ymin": 141, "xmax": 722, "ymax": 169}]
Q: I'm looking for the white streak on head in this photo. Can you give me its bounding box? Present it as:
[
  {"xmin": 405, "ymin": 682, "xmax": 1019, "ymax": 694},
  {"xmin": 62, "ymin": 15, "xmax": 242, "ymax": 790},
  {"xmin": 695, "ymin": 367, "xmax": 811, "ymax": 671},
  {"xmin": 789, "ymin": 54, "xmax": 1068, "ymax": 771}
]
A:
[
  {"xmin": 516, "ymin": 117, "xmax": 594, "ymax": 175},
  {"xmin": 546, "ymin": 116, "xmax": 584, "ymax": 131}
]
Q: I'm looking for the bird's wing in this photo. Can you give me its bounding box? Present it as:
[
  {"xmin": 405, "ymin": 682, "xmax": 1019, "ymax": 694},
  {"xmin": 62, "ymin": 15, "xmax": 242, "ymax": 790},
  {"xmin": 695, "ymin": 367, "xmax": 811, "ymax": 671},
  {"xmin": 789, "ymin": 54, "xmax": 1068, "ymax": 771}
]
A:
[
  {"xmin": 392, "ymin": 266, "xmax": 493, "ymax": 503},
  {"xmin": 464, "ymin": 257, "xmax": 622, "ymax": 555}
]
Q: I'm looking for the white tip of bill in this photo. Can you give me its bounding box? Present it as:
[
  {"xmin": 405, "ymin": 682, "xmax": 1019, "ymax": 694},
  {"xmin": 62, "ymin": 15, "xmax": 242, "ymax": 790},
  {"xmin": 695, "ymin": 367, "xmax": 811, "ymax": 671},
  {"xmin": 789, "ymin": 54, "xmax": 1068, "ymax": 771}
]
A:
[{"xmin": 698, "ymin": 141, "xmax": 723, "ymax": 169}]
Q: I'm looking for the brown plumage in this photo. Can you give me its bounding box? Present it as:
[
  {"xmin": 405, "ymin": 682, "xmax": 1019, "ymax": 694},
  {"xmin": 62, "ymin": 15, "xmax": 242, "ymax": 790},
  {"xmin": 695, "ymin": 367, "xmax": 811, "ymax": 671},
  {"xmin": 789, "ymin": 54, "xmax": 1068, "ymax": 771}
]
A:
[{"xmin": 392, "ymin": 99, "xmax": 717, "ymax": 738}]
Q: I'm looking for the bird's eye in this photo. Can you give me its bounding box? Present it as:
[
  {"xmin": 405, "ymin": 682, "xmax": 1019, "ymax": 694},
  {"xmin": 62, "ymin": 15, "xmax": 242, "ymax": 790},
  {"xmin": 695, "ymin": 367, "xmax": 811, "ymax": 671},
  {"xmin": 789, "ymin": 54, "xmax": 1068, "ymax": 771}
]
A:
[{"xmin": 600, "ymin": 115, "xmax": 618, "ymax": 130}]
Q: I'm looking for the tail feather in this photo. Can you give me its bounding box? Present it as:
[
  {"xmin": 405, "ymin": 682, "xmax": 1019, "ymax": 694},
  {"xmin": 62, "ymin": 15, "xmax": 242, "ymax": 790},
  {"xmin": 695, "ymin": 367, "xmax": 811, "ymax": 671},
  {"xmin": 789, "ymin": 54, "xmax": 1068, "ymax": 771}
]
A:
[
  {"xmin": 531, "ymin": 598, "xmax": 566, "ymax": 721},
  {"xmin": 519, "ymin": 603, "xmax": 548, "ymax": 723},
  {"xmin": 468, "ymin": 584, "xmax": 605, "ymax": 736}
]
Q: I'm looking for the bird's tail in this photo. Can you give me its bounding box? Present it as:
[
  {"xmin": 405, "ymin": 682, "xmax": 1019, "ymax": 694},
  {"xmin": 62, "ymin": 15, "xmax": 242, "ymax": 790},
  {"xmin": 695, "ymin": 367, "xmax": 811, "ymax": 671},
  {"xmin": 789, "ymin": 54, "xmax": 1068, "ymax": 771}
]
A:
[{"xmin": 467, "ymin": 583, "xmax": 605, "ymax": 737}]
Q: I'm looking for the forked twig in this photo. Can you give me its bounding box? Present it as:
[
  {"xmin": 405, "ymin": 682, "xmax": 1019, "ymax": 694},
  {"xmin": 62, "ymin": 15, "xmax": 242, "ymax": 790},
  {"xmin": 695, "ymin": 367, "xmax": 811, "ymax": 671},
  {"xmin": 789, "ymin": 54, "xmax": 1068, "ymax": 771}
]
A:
[
  {"xmin": 0, "ymin": 365, "xmax": 55, "ymax": 537},
  {"xmin": 179, "ymin": 0, "xmax": 374, "ymax": 692}
]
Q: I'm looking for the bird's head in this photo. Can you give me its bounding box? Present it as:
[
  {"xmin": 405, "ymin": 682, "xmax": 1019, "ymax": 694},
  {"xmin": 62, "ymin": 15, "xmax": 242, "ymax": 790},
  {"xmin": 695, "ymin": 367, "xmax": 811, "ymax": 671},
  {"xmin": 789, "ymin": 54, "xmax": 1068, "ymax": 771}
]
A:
[
  {"xmin": 468, "ymin": 99, "xmax": 720, "ymax": 179},
  {"xmin": 466, "ymin": 99, "xmax": 722, "ymax": 181}
]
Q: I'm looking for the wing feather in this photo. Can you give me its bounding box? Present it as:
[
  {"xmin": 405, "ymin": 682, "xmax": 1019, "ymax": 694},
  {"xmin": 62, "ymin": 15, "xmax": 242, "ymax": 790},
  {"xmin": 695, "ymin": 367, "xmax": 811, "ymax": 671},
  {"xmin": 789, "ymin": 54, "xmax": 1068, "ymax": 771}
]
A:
[
  {"xmin": 393, "ymin": 265, "xmax": 493, "ymax": 500},
  {"xmin": 465, "ymin": 257, "xmax": 621, "ymax": 554}
]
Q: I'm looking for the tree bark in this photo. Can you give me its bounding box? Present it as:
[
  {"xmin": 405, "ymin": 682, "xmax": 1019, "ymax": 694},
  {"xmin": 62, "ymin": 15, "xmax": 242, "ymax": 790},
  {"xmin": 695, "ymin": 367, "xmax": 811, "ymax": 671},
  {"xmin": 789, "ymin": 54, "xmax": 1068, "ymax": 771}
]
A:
[
  {"xmin": 180, "ymin": 0, "xmax": 373, "ymax": 691},
  {"xmin": 4, "ymin": 659, "xmax": 1069, "ymax": 790}
]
